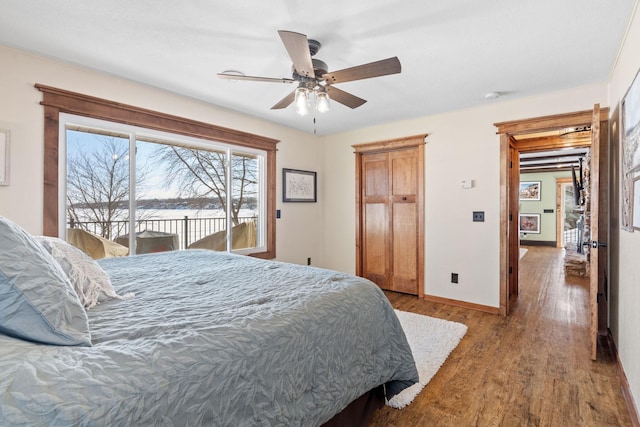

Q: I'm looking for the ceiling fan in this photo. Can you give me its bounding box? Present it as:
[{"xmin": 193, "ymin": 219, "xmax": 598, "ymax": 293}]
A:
[{"xmin": 217, "ymin": 30, "xmax": 401, "ymax": 115}]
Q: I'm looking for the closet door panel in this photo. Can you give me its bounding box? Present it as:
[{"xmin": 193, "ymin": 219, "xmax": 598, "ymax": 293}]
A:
[
  {"xmin": 391, "ymin": 151, "xmax": 417, "ymax": 196},
  {"xmin": 362, "ymin": 153, "xmax": 390, "ymax": 288},
  {"xmin": 390, "ymin": 148, "xmax": 419, "ymax": 294},
  {"xmin": 392, "ymin": 202, "xmax": 418, "ymax": 293},
  {"xmin": 364, "ymin": 155, "xmax": 388, "ymax": 198},
  {"xmin": 364, "ymin": 203, "xmax": 388, "ymax": 287}
]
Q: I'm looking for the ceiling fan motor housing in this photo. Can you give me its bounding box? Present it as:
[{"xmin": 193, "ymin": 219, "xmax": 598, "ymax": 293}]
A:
[
  {"xmin": 308, "ymin": 39, "xmax": 321, "ymax": 56},
  {"xmin": 292, "ymin": 59, "xmax": 329, "ymax": 83},
  {"xmin": 312, "ymin": 59, "xmax": 328, "ymax": 78}
]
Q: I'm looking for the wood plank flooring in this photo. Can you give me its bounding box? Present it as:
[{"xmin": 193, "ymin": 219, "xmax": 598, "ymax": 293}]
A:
[{"xmin": 369, "ymin": 246, "xmax": 632, "ymax": 426}]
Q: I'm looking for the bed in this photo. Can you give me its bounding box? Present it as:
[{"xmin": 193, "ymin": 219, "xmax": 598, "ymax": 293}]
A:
[{"xmin": 0, "ymin": 216, "xmax": 418, "ymax": 426}]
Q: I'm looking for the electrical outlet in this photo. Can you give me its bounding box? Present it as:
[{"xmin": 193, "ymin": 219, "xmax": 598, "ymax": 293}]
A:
[
  {"xmin": 473, "ymin": 211, "xmax": 485, "ymax": 222},
  {"xmin": 451, "ymin": 273, "xmax": 459, "ymax": 284}
]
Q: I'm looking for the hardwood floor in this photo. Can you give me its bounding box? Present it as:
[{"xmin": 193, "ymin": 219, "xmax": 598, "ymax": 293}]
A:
[{"xmin": 369, "ymin": 246, "xmax": 632, "ymax": 426}]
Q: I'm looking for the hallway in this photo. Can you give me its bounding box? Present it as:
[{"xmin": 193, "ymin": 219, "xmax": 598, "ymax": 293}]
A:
[{"xmin": 370, "ymin": 246, "xmax": 632, "ymax": 426}]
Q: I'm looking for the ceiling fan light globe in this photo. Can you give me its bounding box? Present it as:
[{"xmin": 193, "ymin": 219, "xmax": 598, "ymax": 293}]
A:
[
  {"xmin": 316, "ymin": 91, "xmax": 330, "ymax": 113},
  {"xmin": 295, "ymin": 87, "xmax": 311, "ymax": 115}
]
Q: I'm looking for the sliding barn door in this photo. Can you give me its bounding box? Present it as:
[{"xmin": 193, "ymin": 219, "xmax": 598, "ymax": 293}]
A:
[{"xmin": 354, "ymin": 135, "xmax": 425, "ymax": 296}]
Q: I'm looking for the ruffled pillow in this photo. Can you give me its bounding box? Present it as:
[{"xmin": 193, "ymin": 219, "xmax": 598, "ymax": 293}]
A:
[
  {"xmin": 0, "ymin": 216, "xmax": 91, "ymax": 346},
  {"xmin": 36, "ymin": 236, "xmax": 135, "ymax": 309}
]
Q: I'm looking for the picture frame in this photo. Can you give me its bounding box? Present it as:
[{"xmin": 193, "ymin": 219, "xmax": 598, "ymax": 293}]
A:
[
  {"xmin": 519, "ymin": 181, "xmax": 541, "ymax": 201},
  {"xmin": 0, "ymin": 129, "xmax": 9, "ymax": 186},
  {"xmin": 633, "ymin": 175, "xmax": 640, "ymax": 231},
  {"xmin": 282, "ymin": 168, "xmax": 317, "ymax": 202},
  {"xmin": 621, "ymin": 67, "xmax": 640, "ymax": 232},
  {"xmin": 519, "ymin": 213, "xmax": 541, "ymax": 234}
]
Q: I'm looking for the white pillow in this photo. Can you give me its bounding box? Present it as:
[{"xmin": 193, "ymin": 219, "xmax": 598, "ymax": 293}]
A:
[
  {"xmin": 36, "ymin": 236, "xmax": 135, "ymax": 309},
  {"xmin": 0, "ymin": 216, "xmax": 91, "ymax": 346}
]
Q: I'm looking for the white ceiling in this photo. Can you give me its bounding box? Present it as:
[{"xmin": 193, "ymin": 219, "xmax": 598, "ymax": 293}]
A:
[{"xmin": 0, "ymin": 1, "xmax": 637, "ymax": 135}]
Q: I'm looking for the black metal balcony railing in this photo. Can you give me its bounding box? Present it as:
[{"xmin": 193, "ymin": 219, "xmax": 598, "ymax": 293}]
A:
[{"xmin": 68, "ymin": 215, "xmax": 256, "ymax": 250}]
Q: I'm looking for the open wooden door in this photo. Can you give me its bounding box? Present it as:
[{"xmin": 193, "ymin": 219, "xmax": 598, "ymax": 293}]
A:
[
  {"xmin": 589, "ymin": 104, "xmax": 603, "ymax": 361},
  {"xmin": 509, "ymin": 146, "xmax": 520, "ymax": 301}
]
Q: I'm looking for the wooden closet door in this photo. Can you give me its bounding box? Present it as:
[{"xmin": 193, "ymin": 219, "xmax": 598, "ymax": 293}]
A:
[
  {"xmin": 354, "ymin": 134, "xmax": 425, "ymax": 297},
  {"xmin": 390, "ymin": 148, "xmax": 419, "ymax": 294},
  {"xmin": 362, "ymin": 152, "xmax": 390, "ymax": 288}
]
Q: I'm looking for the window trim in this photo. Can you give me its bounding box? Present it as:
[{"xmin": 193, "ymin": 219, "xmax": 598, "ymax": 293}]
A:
[{"xmin": 37, "ymin": 84, "xmax": 278, "ymax": 259}]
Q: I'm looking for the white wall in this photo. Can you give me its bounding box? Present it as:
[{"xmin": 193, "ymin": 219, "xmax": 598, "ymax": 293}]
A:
[
  {"xmin": 0, "ymin": 45, "xmax": 322, "ymax": 266},
  {"xmin": 320, "ymin": 85, "xmax": 607, "ymax": 309},
  {"xmin": 608, "ymin": 2, "xmax": 640, "ymax": 414}
]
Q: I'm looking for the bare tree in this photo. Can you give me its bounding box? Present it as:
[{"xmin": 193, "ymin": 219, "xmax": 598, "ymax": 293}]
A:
[
  {"xmin": 66, "ymin": 135, "xmax": 147, "ymax": 239},
  {"xmin": 153, "ymin": 146, "xmax": 258, "ymax": 225}
]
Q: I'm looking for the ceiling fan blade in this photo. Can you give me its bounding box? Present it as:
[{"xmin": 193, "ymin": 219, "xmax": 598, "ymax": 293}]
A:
[
  {"xmin": 271, "ymin": 91, "xmax": 296, "ymax": 110},
  {"xmin": 217, "ymin": 73, "xmax": 296, "ymax": 84},
  {"xmin": 278, "ymin": 30, "xmax": 315, "ymax": 78},
  {"xmin": 323, "ymin": 57, "xmax": 401, "ymax": 84},
  {"xmin": 326, "ymin": 86, "xmax": 367, "ymax": 109}
]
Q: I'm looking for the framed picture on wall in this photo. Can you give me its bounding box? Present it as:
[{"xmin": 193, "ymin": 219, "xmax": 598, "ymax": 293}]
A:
[
  {"xmin": 519, "ymin": 181, "xmax": 541, "ymax": 201},
  {"xmin": 0, "ymin": 129, "xmax": 9, "ymax": 186},
  {"xmin": 282, "ymin": 168, "xmax": 317, "ymax": 202},
  {"xmin": 633, "ymin": 175, "xmax": 640, "ymax": 231},
  {"xmin": 519, "ymin": 213, "xmax": 541, "ymax": 234},
  {"xmin": 622, "ymin": 67, "xmax": 640, "ymax": 232}
]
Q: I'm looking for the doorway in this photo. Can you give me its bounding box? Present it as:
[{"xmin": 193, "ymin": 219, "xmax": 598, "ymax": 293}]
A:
[
  {"xmin": 495, "ymin": 106, "xmax": 609, "ymax": 360},
  {"xmin": 517, "ymin": 165, "xmax": 585, "ymax": 249},
  {"xmin": 519, "ymin": 147, "xmax": 588, "ymax": 249}
]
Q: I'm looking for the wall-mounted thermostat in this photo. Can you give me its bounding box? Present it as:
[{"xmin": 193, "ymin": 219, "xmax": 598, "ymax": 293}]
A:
[{"xmin": 461, "ymin": 179, "xmax": 474, "ymax": 189}]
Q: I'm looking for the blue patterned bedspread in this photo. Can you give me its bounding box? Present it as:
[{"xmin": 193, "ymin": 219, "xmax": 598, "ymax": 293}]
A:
[{"xmin": 0, "ymin": 250, "xmax": 417, "ymax": 426}]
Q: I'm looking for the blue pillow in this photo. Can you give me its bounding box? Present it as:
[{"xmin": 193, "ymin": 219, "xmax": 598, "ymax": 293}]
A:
[{"xmin": 0, "ymin": 216, "xmax": 91, "ymax": 346}]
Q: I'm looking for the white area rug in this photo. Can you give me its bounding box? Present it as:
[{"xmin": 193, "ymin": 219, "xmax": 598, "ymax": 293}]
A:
[
  {"xmin": 520, "ymin": 247, "xmax": 528, "ymax": 259},
  {"xmin": 386, "ymin": 310, "xmax": 467, "ymax": 409}
]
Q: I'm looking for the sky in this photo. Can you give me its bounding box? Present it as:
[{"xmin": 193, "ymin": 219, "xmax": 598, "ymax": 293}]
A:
[{"xmin": 67, "ymin": 129, "xmax": 184, "ymax": 200}]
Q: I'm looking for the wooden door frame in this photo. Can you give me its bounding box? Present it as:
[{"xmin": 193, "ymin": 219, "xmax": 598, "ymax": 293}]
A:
[
  {"xmin": 353, "ymin": 134, "xmax": 426, "ymax": 297},
  {"xmin": 495, "ymin": 108, "xmax": 609, "ymax": 316}
]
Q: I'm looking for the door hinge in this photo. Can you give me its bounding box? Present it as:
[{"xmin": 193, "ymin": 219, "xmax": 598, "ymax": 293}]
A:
[
  {"xmin": 509, "ymin": 213, "xmax": 513, "ymax": 221},
  {"xmin": 509, "ymin": 266, "xmax": 513, "ymax": 274},
  {"xmin": 510, "ymin": 161, "xmax": 513, "ymax": 168}
]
